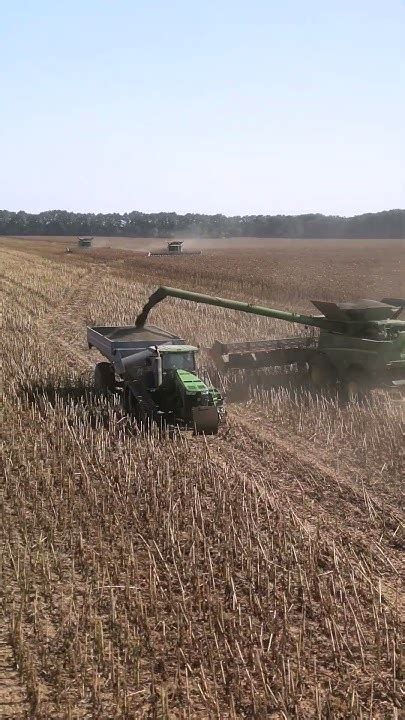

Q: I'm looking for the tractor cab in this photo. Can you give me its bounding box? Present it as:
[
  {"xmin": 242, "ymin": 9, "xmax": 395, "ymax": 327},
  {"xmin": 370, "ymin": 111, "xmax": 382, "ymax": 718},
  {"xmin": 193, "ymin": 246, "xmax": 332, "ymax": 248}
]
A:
[
  {"xmin": 159, "ymin": 345, "xmax": 198, "ymax": 373},
  {"xmin": 142, "ymin": 345, "xmax": 199, "ymax": 390}
]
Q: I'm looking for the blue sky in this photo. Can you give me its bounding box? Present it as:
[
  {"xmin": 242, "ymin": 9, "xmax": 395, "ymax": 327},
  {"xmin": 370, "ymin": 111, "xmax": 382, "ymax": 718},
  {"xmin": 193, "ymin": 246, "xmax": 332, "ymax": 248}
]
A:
[{"xmin": 1, "ymin": 0, "xmax": 404, "ymax": 216}]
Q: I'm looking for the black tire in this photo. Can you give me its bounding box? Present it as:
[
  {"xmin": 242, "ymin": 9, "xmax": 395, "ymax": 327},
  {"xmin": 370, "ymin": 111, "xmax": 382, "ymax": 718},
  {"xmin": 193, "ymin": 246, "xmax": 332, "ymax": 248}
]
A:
[
  {"xmin": 123, "ymin": 385, "xmax": 136, "ymax": 414},
  {"xmin": 123, "ymin": 386, "xmax": 152, "ymax": 431},
  {"xmin": 343, "ymin": 367, "xmax": 369, "ymax": 402},
  {"xmin": 309, "ymin": 354, "xmax": 337, "ymax": 388},
  {"xmin": 94, "ymin": 362, "xmax": 116, "ymax": 393}
]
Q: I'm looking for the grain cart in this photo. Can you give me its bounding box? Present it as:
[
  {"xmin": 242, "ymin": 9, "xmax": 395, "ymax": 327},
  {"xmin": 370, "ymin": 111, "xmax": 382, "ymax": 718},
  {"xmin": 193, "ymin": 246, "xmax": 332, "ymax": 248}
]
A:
[
  {"xmin": 87, "ymin": 323, "xmax": 223, "ymax": 434},
  {"xmin": 135, "ymin": 287, "xmax": 405, "ymax": 397}
]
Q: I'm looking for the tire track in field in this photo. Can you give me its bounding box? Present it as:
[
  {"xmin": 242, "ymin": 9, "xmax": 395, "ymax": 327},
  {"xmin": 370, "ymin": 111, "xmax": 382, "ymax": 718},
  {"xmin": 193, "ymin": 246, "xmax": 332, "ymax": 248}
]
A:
[
  {"xmin": 3, "ymin": 285, "xmax": 93, "ymax": 375},
  {"xmin": 229, "ymin": 405, "xmax": 404, "ymax": 528},
  {"xmin": 213, "ymin": 411, "xmax": 404, "ymax": 613},
  {"xmin": 3, "ymin": 259, "xmax": 97, "ymax": 374}
]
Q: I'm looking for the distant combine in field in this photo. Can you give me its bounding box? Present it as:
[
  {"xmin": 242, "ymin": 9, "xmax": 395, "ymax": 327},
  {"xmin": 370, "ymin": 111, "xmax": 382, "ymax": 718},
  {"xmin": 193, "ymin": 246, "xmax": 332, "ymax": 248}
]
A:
[
  {"xmin": 148, "ymin": 240, "xmax": 202, "ymax": 257},
  {"xmin": 77, "ymin": 236, "xmax": 93, "ymax": 248}
]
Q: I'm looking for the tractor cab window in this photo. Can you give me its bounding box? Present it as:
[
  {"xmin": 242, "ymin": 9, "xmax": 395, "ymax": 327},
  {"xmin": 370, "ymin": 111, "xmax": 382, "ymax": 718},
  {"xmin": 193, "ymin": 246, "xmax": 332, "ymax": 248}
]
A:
[{"xmin": 162, "ymin": 352, "xmax": 196, "ymax": 372}]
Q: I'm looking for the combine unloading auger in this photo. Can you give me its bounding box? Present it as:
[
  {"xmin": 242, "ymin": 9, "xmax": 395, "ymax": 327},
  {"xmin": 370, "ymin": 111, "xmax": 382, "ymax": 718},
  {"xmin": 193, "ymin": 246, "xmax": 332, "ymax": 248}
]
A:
[{"xmin": 135, "ymin": 286, "xmax": 339, "ymax": 330}]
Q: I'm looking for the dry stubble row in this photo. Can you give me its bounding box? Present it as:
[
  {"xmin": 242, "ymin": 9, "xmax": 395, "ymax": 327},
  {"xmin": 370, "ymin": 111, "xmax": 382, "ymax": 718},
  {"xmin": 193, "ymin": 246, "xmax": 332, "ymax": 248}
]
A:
[{"xmin": 1, "ymin": 246, "xmax": 403, "ymax": 719}]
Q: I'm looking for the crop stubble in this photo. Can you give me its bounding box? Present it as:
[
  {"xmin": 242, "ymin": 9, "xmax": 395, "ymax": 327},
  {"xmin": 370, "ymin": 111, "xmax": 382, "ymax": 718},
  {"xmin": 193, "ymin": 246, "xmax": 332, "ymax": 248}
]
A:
[{"xmin": 1, "ymin": 239, "xmax": 404, "ymax": 719}]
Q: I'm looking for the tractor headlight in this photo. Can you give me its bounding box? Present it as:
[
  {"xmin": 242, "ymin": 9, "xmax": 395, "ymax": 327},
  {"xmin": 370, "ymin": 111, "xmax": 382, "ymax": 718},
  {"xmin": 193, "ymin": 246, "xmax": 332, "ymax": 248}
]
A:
[{"xmin": 199, "ymin": 390, "xmax": 210, "ymax": 406}]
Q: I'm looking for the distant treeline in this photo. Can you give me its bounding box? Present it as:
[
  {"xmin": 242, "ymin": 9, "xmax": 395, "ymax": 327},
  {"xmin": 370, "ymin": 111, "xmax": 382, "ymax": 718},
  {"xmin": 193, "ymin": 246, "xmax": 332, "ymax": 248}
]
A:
[{"xmin": 1, "ymin": 208, "xmax": 404, "ymax": 239}]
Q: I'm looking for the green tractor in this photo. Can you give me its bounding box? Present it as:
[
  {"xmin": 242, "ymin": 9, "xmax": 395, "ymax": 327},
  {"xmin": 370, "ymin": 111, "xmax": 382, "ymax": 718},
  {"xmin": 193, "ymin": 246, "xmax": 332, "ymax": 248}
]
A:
[
  {"xmin": 87, "ymin": 324, "xmax": 223, "ymax": 434},
  {"xmin": 119, "ymin": 343, "xmax": 223, "ymax": 433}
]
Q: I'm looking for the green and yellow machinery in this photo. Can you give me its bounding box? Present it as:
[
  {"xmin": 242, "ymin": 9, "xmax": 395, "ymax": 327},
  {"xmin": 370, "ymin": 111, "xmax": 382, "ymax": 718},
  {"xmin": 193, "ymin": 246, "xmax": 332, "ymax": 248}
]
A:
[
  {"xmin": 135, "ymin": 287, "xmax": 405, "ymax": 397},
  {"xmin": 87, "ymin": 288, "xmax": 403, "ymax": 434},
  {"xmin": 87, "ymin": 324, "xmax": 223, "ymax": 434}
]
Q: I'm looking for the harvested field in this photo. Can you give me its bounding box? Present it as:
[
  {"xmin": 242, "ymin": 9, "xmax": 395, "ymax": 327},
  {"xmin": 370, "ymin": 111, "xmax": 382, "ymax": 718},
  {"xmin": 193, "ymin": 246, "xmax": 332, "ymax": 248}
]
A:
[
  {"xmin": 4, "ymin": 234, "xmax": 404, "ymax": 306},
  {"xmin": 1, "ymin": 236, "xmax": 404, "ymax": 719}
]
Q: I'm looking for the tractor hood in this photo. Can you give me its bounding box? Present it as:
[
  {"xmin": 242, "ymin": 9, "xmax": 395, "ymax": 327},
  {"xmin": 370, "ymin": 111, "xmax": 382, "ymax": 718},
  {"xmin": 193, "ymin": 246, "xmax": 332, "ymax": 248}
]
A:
[{"xmin": 175, "ymin": 369, "xmax": 209, "ymax": 394}]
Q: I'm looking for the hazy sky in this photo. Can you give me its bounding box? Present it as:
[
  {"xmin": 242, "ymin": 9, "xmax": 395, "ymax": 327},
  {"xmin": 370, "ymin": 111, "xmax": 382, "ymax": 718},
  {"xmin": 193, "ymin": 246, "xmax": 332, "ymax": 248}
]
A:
[{"xmin": 1, "ymin": 0, "xmax": 404, "ymax": 216}]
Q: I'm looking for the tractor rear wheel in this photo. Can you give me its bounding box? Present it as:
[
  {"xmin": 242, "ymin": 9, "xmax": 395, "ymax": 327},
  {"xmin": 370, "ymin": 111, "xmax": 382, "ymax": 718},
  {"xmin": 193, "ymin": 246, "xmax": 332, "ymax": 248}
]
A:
[
  {"xmin": 309, "ymin": 355, "xmax": 337, "ymax": 388},
  {"xmin": 94, "ymin": 362, "xmax": 116, "ymax": 393},
  {"xmin": 123, "ymin": 386, "xmax": 152, "ymax": 431},
  {"xmin": 123, "ymin": 385, "xmax": 137, "ymax": 414}
]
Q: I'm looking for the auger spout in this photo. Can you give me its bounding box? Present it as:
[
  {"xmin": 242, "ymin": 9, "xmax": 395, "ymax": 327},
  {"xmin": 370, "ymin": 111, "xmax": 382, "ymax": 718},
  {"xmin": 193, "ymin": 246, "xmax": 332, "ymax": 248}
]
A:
[{"xmin": 135, "ymin": 286, "xmax": 342, "ymax": 331}]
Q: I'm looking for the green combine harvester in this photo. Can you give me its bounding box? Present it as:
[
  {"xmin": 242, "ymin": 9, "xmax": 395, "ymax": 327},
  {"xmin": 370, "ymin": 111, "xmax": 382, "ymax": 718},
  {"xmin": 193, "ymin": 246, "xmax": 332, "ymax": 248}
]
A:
[{"xmin": 135, "ymin": 287, "xmax": 405, "ymax": 398}]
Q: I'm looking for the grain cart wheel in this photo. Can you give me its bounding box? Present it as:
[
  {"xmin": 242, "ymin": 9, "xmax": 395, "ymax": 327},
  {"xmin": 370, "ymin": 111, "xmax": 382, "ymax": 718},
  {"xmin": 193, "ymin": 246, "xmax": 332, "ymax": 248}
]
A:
[
  {"xmin": 94, "ymin": 362, "xmax": 116, "ymax": 393},
  {"xmin": 309, "ymin": 355, "xmax": 336, "ymax": 388}
]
